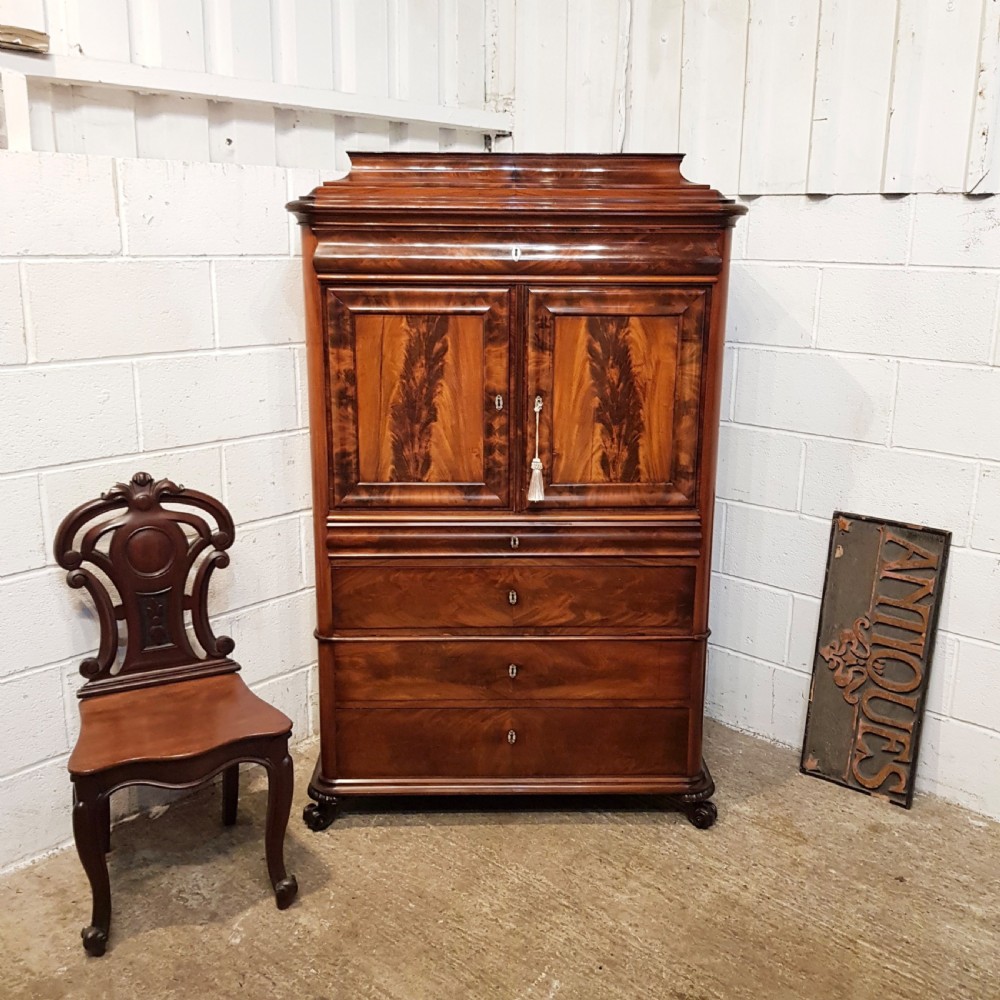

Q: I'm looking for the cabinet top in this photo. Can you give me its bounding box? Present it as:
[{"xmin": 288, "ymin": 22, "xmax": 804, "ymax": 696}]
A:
[{"xmin": 287, "ymin": 153, "xmax": 746, "ymax": 227}]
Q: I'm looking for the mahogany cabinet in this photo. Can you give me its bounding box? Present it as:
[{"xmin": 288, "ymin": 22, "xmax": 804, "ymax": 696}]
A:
[{"xmin": 288, "ymin": 154, "xmax": 745, "ymax": 830}]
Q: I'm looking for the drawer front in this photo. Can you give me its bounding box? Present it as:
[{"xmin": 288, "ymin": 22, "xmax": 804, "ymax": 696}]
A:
[
  {"xmin": 334, "ymin": 639, "xmax": 697, "ymax": 703},
  {"xmin": 328, "ymin": 524, "xmax": 702, "ymax": 559},
  {"xmin": 331, "ymin": 562, "xmax": 696, "ymax": 631},
  {"xmin": 335, "ymin": 707, "xmax": 689, "ymax": 778}
]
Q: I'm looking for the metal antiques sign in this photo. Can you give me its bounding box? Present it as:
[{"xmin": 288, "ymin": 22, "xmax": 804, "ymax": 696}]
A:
[{"xmin": 801, "ymin": 513, "xmax": 951, "ymax": 808}]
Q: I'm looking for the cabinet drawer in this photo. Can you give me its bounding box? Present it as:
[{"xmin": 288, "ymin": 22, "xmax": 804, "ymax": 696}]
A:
[
  {"xmin": 335, "ymin": 707, "xmax": 689, "ymax": 778},
  {"xmin": 334, "ymin": 639, "xmax": 696, "ymax": 703},
  {"xmin": 328, "ymin": 524, "xmax": 702, "ymax": 559},
  {"xmin": 331, "ymin": 562, "xmax": 696, "ymax": 631}
]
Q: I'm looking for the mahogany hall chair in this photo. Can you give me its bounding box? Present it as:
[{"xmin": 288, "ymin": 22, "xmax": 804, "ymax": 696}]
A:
[{"xmin": 54, "ymin": 472, "xmax": 298, "ymax": 957}]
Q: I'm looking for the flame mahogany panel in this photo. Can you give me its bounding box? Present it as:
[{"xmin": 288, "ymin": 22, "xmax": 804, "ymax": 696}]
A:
[
  {"xmin": 291, "ymin": 154, "xmax": 745, "ymax": 817},
  {"xmin": 526, "ymin": 286, "xmax": 707, "ymax": 508},
  {"xmin": 326, "ymin": 286, "xmax": 511, "ymax": 508}
]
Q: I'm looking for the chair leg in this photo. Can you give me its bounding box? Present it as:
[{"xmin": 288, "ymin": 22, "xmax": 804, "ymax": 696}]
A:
[
  {"xmin": 222, "ymin": 764, "xmax": 239, "ymax": 826},
  {"xmin": 264, "ymin": 744, "xmax": 298, "ymax": 910},
  {"xmin": 100, "ymin": 793, "xmax": 112, "ymax": 853},
  {"xmin": 72, "ymin": 788, "xmax": 112, "ymax": 957}
]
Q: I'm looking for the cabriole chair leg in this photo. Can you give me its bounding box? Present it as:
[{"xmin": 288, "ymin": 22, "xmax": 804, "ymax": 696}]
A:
[
  {"xmin": 222, "ymin": 764, "xmax": 239, "ymax": 826},
  {"xmin": 264, "ymin": 744, "xmax": 298, "ymax": 910},
  {"xmin": 73, "ymin": 787, "xmax": 112, "ymax": 957}
]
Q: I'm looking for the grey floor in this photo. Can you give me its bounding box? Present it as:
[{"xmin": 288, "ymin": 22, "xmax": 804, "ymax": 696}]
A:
[{"xmin": 3, "ymin": 720, "xmax": 998, "ymax": 1000}]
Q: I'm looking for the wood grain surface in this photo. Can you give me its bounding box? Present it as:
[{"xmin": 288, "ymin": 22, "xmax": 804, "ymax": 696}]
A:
[
  {"xmin": 526, "ymin": 286, "xmax": 708, "ymax": 509},
  {"xmin": 335, "ymin": 707, "xmax": 689, "ymax": 778},
  {"xmin": 326, "ymin": 286, "xmax": 511, "ymax": 508},
  {"xmin": 329, "ymin": 562, "xmax": 697, "ymax": 631},
  {"xmin": 292, "ymin": 154, "xmax": 744, "ymax": 813},
  {"xmin": 332, "ymin": 638, "xmax": 697, "ymax": 704}
]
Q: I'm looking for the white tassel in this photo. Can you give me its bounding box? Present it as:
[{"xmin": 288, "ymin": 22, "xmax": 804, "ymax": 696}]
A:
[
  {"xmin": 528, "ymin": 395, "xmax": 545, "ymax": 502},
  {"xmin": 528, "ymin": 457, "xmax": 545, "ymax": 502}
]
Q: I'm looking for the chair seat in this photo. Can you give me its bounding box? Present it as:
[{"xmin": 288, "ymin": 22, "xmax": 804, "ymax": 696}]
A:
[{"xmin": 69, "ymin": 672, "xmax": 293, "ymax": 777}]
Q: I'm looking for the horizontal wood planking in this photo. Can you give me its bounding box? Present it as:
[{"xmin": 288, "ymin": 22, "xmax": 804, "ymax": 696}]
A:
[
  {"xmin": 883, "ymin": 0, "xmax": 984, "ymax": 193},
  {"xmin": 807, "ymin": 0, "xmax": 895, "ymax": 194},
  {"xmin": 512, "ymin": 0, "xmax": 996, "ymax": 194},
  {"xmin": 7, "ymin": 0, "xmax": 504, "ymax": 163},
  {"xmin": 676, "ymin": 0, "xmax": 748, "ymax": 193},
  {"xmin": 738, "ymin": 0, "xmax": 821, "ymax": 195}
]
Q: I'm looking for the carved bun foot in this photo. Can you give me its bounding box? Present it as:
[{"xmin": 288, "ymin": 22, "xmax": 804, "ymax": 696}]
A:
[
  {"xmin": 81, "ymin": 925, "xmax": 108, "ymax": 957},
  {"xmin": 687, "ymin": 800, "xmax": 718, "ymax": 830},
  {"xmin": 302, "ymin": 795, "xmax": 338, "ymax": 832},
  {"xmin": 274, "ymin": 875, "xmax": 299, "ymax": 910}
]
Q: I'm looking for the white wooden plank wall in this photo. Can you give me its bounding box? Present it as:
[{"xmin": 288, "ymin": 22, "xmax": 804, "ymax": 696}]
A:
[
  {"xmin": 807, "ymin": 0, "xmax": 895, "ymax": 195},
  {"xmin": 5, "ymin": 0, "xmax": 999, "ymax": 189},
  {"xmin": 9, "ymin": 0, "xmax": 491, "ymax": 167},
  {"xmin": 513, "ymin": 0, "xmax": 569, "ymax": 152},
  {"xmin": 622, "ymin": 0, "xmax": 682, "ymax": 155},
  {"xmin": 676, "ymin": 0, "xmax": 748, "ymax": 197},
  {"xmin": 511, "ymin": 0, "xmax": 1000, "ymax": 195},
  {"xmin": 883, "ymin": 0, "xmax": 984, "ymax": 194}
]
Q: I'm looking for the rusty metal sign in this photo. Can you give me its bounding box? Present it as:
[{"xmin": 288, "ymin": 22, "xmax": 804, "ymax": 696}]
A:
[{"xmin": 801, "ymin": 512, "xmax": 951, "ymax": 808}]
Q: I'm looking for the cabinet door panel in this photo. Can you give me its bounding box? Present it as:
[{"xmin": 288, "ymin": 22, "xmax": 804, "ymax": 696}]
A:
[
  {"xmin": 526, "ymin": 286, "xmax": 709, "ymax": 508},
  {"xmin": 327, "ymin": 287, "xmax": 511, "ymax": 507}
]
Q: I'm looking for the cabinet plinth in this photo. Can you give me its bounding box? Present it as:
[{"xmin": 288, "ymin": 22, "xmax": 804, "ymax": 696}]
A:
[{"xmin": 290, "ymin": 153, "xmax": 746, "ymax": 828}]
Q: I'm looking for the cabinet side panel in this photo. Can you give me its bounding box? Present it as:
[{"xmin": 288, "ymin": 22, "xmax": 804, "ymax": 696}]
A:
[
  {"xmin": 690, "ymin": 228, "xmax": 735, "ymax": 773},
  {"xmin": 301, "ymin": 226, "xmax": 337, "ymax": 779},
  {"xmin": 302, "ymin": 228, "xmax": 332, "ymax": 624}
]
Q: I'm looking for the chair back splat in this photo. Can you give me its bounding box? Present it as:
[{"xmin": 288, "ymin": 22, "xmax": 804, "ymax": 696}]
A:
[{"xmin": 53, "ymin": 471, "xmax": 239, "ymax": 698}]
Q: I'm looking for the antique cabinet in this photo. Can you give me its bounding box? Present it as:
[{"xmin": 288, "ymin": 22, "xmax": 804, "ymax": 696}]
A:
[{"xmin": 288, "ymin": 154, "xmax": 746, "ymax": 830}]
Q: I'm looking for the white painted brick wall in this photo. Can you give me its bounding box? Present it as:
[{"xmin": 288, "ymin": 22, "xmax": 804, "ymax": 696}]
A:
[
  {"xmin": 136, "ymin": 351, "xmax": 299, "ymax": 449},
  {"xmin": 972, "ymin": 466, "xmax": 1000, "ymax": 552},
  {"xmin": 214, "ymin": 259, "xmax": 305, "ymax": 346},
  {"xmin": 799, "ymin": 439, "xmax": 978, "ymax": 543},
  {"xmin": 0, "ymin": 476, "xmax": 46, "ymax": 576},
  {"xmin": 893, "ymin": 364, "xmax": 1000, "ymax": 460},
  {"xmin": 119, "ymin": 159, "xmax": 289, "ymax": 256},
  {"xmin": 0, "ymin": 263, "xmax": 26, "ymax": 364},
  {"xmin": 0, "ymin": 363, "xmax": 140, "ymax": 473},
  {"xmin": 728, "ymin": 264, "xmax": 819, "ymax": 348},
  {"xmin": 734, "ymin": 349, "xmax": 897, "ymax": 444},
  {"xmin": 26, "ymin": 261, "xmax": 215, "ymax": 361},
  {"xmin": 711, "ymin": 190, "xmax": 1000, "ymax": 822},
  {"xmin": 817, "ymin": 268, "xmax": 998, "ymax": 364},
  {"xmin": 0, "ymin": 154, "xmax": 122, "ymax": 256},
  {"xmin": 743, "ymin": 194, "xmax": 911, "ymax": 263},
  {"xmin": 0, "ymin": 150, "xmax": 318, "ymax": 873}
]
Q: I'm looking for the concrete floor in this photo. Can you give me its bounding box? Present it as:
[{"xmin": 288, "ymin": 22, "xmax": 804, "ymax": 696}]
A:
[{"xmin": 2, "ymin": 721, "xmax": 998, "ymax": 1000}]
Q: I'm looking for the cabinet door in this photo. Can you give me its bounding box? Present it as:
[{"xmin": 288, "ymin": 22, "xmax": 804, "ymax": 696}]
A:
[
  {"xmin": 526, "ymin": 286, "xmax": 709, "ymax": 508},
  {"xmin": 327, "ymin": 287, "xmax": 511, "ymax": 508}
]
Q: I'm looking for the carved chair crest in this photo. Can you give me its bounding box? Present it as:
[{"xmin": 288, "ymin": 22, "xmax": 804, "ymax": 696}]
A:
[{"xmin": 54, "ymin": 472, "xmax": 239, "ymax": 697}]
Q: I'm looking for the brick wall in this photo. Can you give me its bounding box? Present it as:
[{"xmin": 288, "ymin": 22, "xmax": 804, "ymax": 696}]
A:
[
  {"xmin": 709, "ymin": 193, "xmax": 1000, "ymax": 818},
  {"xmin": 0, "ymin": 151, "xmax": 321, "ymax": 871}
]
